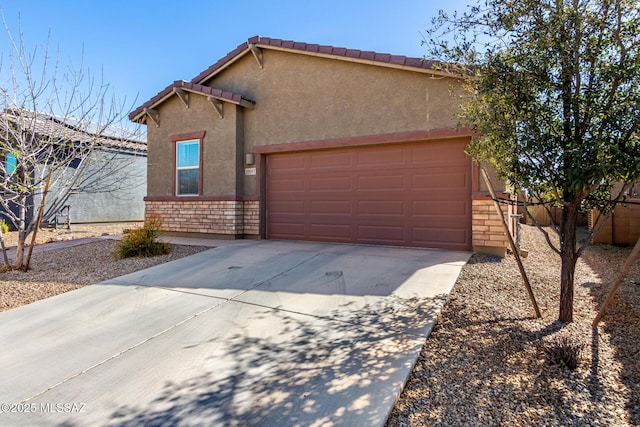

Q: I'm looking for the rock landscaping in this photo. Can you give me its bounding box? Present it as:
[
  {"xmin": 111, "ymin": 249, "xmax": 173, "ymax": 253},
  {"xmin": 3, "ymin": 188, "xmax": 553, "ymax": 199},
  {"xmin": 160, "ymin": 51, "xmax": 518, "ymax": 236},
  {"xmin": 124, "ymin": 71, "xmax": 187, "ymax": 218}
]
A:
[
  {"xmin": 1, "ymin": 223, "xmax": 637, "ymax": 425},
  {"xmin": 387, "ymin": 225, "xmax": 639, "ymax": 426}
]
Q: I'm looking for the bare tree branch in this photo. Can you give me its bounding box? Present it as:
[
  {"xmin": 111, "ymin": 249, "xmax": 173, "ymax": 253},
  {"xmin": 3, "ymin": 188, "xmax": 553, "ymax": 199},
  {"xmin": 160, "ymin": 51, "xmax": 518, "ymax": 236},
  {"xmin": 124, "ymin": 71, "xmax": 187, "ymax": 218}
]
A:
[{"xmin": 0, "ymin": 16, "xmax": 143, "ymax": 269}]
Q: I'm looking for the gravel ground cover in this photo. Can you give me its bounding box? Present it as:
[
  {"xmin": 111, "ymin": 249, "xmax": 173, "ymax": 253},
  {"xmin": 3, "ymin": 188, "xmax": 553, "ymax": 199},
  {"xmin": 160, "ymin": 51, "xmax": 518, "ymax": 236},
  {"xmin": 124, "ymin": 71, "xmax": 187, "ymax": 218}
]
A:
[
  {"xmin": 387, "ymin": 224, "xmax": 639, "ymax": 426},
  {"xmin": 1, "ymin": 223, "xmax": 638, "ymax": 425},
  {"xmin": 0, "ymin": 222, "xmax": 142, "ymax": 248},
  {"xmin": 0, "ymin": 223, "xmax": 210, "ymax": 312}
]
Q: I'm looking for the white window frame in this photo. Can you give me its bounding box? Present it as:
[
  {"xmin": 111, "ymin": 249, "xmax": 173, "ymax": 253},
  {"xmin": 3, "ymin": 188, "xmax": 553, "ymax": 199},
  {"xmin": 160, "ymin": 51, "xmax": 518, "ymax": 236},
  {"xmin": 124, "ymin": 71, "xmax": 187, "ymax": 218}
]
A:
[{"xmin": 175, "ymin": 139, "xmax": 200, "ymax": 196}]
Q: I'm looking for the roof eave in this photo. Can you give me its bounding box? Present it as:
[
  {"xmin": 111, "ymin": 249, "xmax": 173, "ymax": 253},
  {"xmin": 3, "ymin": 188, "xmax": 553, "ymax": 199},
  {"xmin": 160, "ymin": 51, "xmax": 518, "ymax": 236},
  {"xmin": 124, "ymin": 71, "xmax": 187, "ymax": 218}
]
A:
[
  {"xmin": 129, "ymin": 80, "xmax": 255, "ymax": 124},
  {"xmin": 193, "ymin": 37, "xmax": 463, "ymax": 86},
  {"xmin": 190, "ymin": 45, "xmax": 253, "ymax": 87},
  {"xmin": 255, "ymin": 43, "xmax": 459, "ymax": 79},
  {"xmin": 129, "ymin": 84, "xmax": 176, "ymax": 123},
  {"xmin": 130, "ymin": 36, "xmax": 465, "ymax": 124}
]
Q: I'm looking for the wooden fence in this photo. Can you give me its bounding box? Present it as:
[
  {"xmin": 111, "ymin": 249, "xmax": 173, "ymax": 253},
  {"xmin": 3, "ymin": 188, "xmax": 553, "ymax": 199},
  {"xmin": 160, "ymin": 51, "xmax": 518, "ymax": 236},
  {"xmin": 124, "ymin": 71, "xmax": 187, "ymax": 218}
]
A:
[{"xmin": 591, "ymin": 202, "xmax": 640, "ymax": 245}]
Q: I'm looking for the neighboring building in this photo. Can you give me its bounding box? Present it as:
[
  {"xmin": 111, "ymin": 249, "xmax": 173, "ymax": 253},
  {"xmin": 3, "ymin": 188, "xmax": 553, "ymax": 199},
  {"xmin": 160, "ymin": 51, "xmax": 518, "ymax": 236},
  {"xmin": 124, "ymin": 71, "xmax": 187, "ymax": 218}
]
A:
[
  {"xmin": 1, "ymin": 110, "xmax": 147, "ymax": 226},
  {"xmin": 130, "ymin": 36, "xmax": 513, "ymax": 254}
]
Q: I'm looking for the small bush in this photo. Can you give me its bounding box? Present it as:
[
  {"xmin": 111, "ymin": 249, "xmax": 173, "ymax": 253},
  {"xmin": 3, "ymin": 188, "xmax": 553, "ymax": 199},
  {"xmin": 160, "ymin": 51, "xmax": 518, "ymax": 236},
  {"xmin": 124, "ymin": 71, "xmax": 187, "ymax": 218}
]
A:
[
  {"xmin": 0, "ymin": 219, "xmax": 9, "ymax": 234},
  {"xmin": 116, "ymin": 215, "xmax": 171, "ymax": 258},
  {"xmin": 544, "ymin": 335, "xmax": 585, "ymax": 370}
]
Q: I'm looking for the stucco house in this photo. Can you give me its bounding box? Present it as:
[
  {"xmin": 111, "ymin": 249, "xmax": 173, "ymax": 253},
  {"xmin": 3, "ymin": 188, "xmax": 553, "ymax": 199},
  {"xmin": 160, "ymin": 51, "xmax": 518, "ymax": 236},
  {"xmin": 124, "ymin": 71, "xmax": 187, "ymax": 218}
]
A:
[
  {"xmin": 130, "ymin": 36, "xmax": 512, "ymax": 254},
  {"xmin": 1, "ymin": 110, "xmax": 147, "ymax": 227}
]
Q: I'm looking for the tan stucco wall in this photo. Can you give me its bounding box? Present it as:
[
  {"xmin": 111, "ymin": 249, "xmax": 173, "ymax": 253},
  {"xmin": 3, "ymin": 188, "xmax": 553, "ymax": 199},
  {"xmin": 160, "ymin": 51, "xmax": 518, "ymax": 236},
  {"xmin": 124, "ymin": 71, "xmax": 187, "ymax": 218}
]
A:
[
  {"xmin": 478, "ymin": 160, "xmax": 506, "ymax": 192},
  {"xmin": 203, "ymin": 50, "xmax": 465, "ymax": 196},
  {"xmin": 209, "ymin": 50, "xmax": 463, "ymax": 141},
  {"xmin": 146, "ymin": 95, "xmax": 241, "ymax": 197},
  {"xmin": 140, "ymin": 46, "xmax": 499, "ymax": 244},
  {"xmin": 145, "ymin": 50, "xmax": 467, "ymax": 198}
]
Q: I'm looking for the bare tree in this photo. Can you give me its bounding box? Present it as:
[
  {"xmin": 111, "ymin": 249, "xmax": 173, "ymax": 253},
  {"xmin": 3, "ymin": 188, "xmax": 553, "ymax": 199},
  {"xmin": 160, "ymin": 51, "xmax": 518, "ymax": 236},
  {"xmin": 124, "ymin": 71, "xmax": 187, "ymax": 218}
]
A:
[{"xmin": 0, "ymin": 18, "xmax": 142, "ymax": 270}]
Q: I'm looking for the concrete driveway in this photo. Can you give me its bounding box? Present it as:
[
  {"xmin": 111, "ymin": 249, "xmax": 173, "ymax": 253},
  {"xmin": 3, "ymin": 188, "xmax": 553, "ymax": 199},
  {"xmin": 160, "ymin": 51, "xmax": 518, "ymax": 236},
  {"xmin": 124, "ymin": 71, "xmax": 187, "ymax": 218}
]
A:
[{"xmin": 0, "ymin": 239, "xmax": 470, "ymax": 426}]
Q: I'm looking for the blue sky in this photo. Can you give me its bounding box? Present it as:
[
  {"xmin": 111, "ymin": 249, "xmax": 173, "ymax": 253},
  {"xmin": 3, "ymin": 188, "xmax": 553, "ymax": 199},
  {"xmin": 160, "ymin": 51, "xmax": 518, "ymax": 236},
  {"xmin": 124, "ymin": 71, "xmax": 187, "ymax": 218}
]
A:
[{"xmin": 0, "ymin": 0, "xmax": 472, "ymax": 117}]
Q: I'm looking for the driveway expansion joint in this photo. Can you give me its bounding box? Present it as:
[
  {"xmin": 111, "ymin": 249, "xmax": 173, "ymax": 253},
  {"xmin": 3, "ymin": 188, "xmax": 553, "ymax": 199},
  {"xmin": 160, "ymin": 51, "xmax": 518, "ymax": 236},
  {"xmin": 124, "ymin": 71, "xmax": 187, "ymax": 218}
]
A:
[{"xmin": 16, "ymin": 298, "xmax": 229, "ymax": 405}]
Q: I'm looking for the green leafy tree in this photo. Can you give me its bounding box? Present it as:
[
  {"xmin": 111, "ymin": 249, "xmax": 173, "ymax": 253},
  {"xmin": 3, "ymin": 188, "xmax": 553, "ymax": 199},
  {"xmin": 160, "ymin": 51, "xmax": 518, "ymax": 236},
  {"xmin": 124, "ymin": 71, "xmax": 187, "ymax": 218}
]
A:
[{"xmin": 427, "ymin": 0, "xmax": 640, "ymax": 322}]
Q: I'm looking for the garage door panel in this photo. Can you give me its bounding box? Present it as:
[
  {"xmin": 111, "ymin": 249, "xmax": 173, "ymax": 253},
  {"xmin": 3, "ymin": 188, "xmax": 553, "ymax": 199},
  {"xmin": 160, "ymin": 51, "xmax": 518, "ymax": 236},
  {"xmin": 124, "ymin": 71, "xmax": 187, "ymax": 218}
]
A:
[
  {"xmin": 266, "ymin": 139, "xmax": 471, "ymax": 250},
  {"xmin": 409, "ymin": 139, "xmax": 468, "ymax": 163},
  {"xmin": 269, "ymin": 154, "xmax": 307, "ymax": 171},
  {"xmin": 358, "ymin": 201, "xmax": 405, "ymax": 215},
  {"xmin": 358, "ymin": 175, "xmax": 405, "ymax": 190},
  {"xmin": 306, "ymin": 193, "xmax": 354, "ymax": 203},
  {"xmin": 268, "ymin": 222, "xmax": 306, "ymax": 237},
  {"xmin": 269, "ymin": 200, "xmax": 305, "ymax": 214},
  {"xmin": 356, "ymin": 188, "xmax": 407, "ymax": 197},
  {"xmin": 357, "ymin": 148, "xmax": 406, "ymax": 167},
  {"xmin": 309, "ymin": 224, "xmax": 352, "ymax": 241},
  {"xmin": 310, "ymin": 152, "xmax": 352, "ymax": 169},
  {"xmin": 410, "ymin": 155, "xmax": 468, "ymax": 166},
  {"xmin": 309, "ymin": 176, "xmax": 352, "ymax": 190},
  {"xmin": 412, "ymin": 172, "xmax": 468, "ymax": 189},
  {"xmin": 412, "ymin": 200, "xmax": 468, "ymax": 216},
  {"xmin": 410, "ymin": 187, "xmax": 468, "ymax": 200},
  {"xmin": 269, "ymin": 177, "xmax": 306, "ymax": 192},
  {"xmin": 309, "ymin": 200, "xmax": 352, "ymax": 214},
  {"xmin": 357, "ymin": 225, "xmax": 406, "ymax": 243}
]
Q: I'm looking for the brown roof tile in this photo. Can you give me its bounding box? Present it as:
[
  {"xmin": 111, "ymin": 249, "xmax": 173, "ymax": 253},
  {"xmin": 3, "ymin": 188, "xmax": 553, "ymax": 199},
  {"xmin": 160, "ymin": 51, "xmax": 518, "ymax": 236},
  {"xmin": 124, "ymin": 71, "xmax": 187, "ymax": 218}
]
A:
[
  {"xmin": 128, "ymin": 80, "xmax": 254, "ymax": 122},
  {"xmin": 191, "ymin": 35, "xmax": 449, "ymax": 86},
  {"xmin": 405, "ymin": 57, "xmax": 423, "ymax": 67},
  {"xmin": 374, "ymin": 52, "xmax": 391, "ymax": 62},
  {"xmin": 390, "ymin": 55, "xmax": 407, "ymax": 65},
  {"xmin": 345, "ymin": 49, "xmax": 361, "ymax": 58},
  {"xmin": 190, "ymin": 41, "xmax": 248, "ymax": 84},
  {"xmin": 131, "ymin": 36, "xmax": 451, "ymax": 123},
  {"xmin": 332, "ymin": 47, "xmax": 347, "ymax": 56},
  {"xmin": 359, "ymin": 50, "xmax": 376, "ymax": 60}
]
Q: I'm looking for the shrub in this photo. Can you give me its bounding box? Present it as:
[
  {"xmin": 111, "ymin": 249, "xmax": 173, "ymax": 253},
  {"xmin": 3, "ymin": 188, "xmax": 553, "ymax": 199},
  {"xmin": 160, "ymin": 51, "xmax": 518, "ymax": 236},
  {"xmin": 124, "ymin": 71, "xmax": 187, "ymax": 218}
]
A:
[
  {"xmin": 0, "ymin": 220, "xmax": 9, "ymax": 235},
  {"xmin": 544, "ymin": 335, "xmax": 585, "ymax": 370},
  {"xmin": 116, "ymin": 215, "xmax": 171, "ymax": 258}
]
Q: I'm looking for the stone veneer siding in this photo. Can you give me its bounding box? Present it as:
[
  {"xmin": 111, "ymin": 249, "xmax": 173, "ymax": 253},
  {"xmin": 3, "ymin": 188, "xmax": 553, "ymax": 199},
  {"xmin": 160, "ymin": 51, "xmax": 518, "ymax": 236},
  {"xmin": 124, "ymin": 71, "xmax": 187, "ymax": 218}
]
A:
[
  {"xmin": 472, "ymin": 195, "xmax": 514, "ymax": 253},
  {"xmin": 148, "ymin": 196, "xmax": 513, "ymax": 253},
  {"xmin": 145, "ymin": 200, "xmax": 260, "ymax": 236}
]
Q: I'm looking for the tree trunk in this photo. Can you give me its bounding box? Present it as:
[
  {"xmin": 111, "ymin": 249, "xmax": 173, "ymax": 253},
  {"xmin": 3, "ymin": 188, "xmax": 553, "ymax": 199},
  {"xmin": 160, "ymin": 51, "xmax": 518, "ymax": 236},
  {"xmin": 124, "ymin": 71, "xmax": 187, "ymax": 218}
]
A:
[
  {"xmin": 559, "ymin": 202, "xmax": 580, "ymax": 323},
  {"xmin": 13, "ymin": 231, "xmax": 27, "ymax": 270},
  {"xmin": 11, "ymin": 196, "xmax": 30, "ymax": 270}
]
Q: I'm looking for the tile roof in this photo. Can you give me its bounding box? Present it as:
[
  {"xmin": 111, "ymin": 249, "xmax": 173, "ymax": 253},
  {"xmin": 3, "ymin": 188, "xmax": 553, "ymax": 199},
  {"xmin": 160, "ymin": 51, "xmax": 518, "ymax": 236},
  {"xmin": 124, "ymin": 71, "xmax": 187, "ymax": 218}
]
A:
[
  {"xmin": 3, "ymin": 110, "xmax": 146, "ymax": 153},
  {"xmin": 129, "ymin": 80, "xmax": 255, "ymax": 122},
  {"xmin": 191, "ymin": 36, "xmax": 443, "ymax": 85},
  {"xmin": 130, "ymin": 36, "xmax": 450, "ymax": 123}
]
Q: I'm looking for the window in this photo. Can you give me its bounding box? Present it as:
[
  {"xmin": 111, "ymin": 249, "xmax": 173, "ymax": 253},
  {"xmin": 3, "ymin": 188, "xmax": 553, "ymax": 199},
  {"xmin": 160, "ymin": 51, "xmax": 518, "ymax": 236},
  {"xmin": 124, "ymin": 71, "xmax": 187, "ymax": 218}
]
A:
[
  {"xmin": 171, "ymin": 130, "xmax": 205, "ymax": 196},
  {"xmin": 5, "ymin": 153, "xmax": 17, "ymax": 174},
  {"xmin": 176, "ymin": 140, "xmax": 200, "ymax": 195}
]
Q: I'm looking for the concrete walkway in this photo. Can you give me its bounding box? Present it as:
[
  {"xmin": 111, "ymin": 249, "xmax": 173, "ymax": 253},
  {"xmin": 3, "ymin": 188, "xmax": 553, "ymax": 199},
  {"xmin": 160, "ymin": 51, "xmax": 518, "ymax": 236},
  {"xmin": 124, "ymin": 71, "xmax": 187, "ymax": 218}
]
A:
[
  {"xmin": 0, "ymin": 239, "xmax": 470, "ymax": 426},
  {"xmin": 2, "ymin": 237, "xmax": 107, "ymax": 261}
]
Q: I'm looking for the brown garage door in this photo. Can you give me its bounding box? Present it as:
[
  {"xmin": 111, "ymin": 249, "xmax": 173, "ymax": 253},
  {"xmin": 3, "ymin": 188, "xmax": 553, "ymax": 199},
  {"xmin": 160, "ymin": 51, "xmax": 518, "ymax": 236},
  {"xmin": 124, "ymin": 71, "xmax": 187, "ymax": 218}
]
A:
[{"xmin": 266, "ymin": 138, "xmax": 471, "ymax": 250}]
